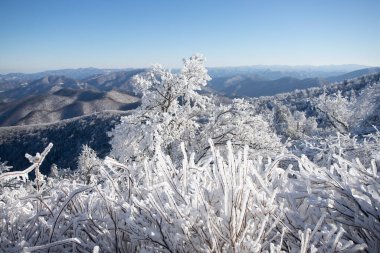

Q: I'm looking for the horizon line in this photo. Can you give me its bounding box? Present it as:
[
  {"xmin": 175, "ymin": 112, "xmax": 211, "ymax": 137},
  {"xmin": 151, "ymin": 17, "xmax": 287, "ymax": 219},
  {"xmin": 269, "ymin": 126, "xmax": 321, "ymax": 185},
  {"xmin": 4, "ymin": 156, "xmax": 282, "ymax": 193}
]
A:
[{"xmin": 1, "ymin": 63, "xmax": 379, "ymax": 75}]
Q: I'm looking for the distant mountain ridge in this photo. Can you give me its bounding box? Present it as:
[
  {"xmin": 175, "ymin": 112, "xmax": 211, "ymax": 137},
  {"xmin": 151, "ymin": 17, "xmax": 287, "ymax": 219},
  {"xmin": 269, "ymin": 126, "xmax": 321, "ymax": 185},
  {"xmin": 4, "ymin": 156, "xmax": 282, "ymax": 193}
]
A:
[
  {"xmin": 0, "ymin": 64, "xmax": 370, "ymax": 81},
  {"xmin": 0, "ymin": 88, "xmax": 139, "ymax": 126},
  {"xmin": 326, "ymin": 67, "xmax": 380, "ymax": 83},
  {"xmin": 209, "ymin": 67, "xmax": 380, "ymax": 98},
  {"xmin": 0, "ymin": 75, "xmax": 83, "ymax": 102},
  {"xmin": 0, "ymin": 67, "xmax": 137, "ymax": 81},
  {"xmin": 0, "ymin": 66, "xmax": 379, "ymax": 126},
  {"xmin": 0, "ymin": 69, "xmax": 146, "ymax": 102},
  {"xmin": 207, "ymin": 64, "xmax": 369, "ymax": 78},
  {"xmin": 0, "ymin": 69, "xmax": 144, "ymax": 126},
  {"xmin": 209, "ymin": 75, "xmax": 328, "ymax": 97},
  {"xmin": 84, "ymin": 69, "xmax": 145, "ymax": 93}
]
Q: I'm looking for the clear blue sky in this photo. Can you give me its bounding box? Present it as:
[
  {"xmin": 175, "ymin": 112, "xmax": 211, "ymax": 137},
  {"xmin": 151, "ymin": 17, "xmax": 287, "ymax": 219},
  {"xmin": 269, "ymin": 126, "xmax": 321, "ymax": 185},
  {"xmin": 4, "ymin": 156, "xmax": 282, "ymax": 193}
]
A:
[{"xmin": 0, "ymin": 0, "xmax": 379, "ymax": 73}]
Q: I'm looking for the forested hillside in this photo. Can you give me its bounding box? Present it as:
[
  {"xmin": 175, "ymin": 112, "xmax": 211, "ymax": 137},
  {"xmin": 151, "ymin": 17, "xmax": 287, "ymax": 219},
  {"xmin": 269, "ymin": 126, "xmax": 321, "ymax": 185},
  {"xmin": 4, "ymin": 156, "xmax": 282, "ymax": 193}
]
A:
[{"xmin": 0, "ymin": 111, "xmax": 130, "ymax": 173}]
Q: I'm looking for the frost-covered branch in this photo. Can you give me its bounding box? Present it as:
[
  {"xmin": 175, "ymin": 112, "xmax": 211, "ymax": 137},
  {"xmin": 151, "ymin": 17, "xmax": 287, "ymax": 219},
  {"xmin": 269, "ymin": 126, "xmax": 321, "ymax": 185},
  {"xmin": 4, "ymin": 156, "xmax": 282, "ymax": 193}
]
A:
[{"xmin": 0, "ymin": 143, "xmax": 53, "ymax": 183}]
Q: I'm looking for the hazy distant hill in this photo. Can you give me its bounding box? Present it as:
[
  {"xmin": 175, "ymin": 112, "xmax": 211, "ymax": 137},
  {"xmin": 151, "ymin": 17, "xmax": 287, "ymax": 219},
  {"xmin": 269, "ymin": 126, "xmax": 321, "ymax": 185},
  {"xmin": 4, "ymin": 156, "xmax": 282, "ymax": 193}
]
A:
[
  {"xmin": 326, "ymin": 67, "xmax": 380, "ymax": 83},
  {"xmin": 0, "ymin": 69, "xmax": 145, "ymax": 126},
  {"xmin": 209, "ymin": 67, "xmax": 380, "ymax": 98},
  {"xmin": 0, "ymin": 67, "xmax": 128, "ymax": 82},
  {"xmin": 207, "ymin": 64, "xmax": 369, "ymax": 79},
  {"xmin": 209, "ymin": 75, "xmax": 328, "ymax": 97},
  {"xmin": 0, "ymin": 69, "xmax": 146, "ymax": 103},
  {"xmin": 0, "ymin": 75, "xmax": 85, "ymax": 103},
  {"xmin": 85, "ymin": 69, "xmax": 145, "ymax": 93},
  {"xmin": 0, "ymin": 88, "xmax": 139, "ymax": 126}
]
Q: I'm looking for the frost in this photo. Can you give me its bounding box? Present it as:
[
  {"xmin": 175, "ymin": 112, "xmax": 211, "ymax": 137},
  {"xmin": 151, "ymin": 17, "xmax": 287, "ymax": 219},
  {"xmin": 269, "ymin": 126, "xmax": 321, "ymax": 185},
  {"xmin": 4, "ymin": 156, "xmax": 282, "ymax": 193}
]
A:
[{"xmin": 1, "ymin": 55, "xmax": 379, "ymax": 252}]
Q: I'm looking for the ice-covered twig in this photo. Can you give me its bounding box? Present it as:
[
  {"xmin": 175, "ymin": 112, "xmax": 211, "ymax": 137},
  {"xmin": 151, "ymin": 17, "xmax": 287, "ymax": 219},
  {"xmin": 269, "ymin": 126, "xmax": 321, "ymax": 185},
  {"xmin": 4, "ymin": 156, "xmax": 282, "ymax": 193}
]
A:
[
  {"xmin": 0, "ymin": 143, "xmax": 53, "ymax": 182},
  {"xmin": 22, "ymin": 238, "xmax": 82, "ymax": 252}
]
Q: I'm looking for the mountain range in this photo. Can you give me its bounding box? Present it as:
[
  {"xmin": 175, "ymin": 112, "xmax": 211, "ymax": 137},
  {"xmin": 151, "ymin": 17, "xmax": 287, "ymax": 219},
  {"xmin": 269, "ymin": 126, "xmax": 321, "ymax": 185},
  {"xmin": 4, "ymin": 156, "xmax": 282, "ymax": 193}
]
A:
[
  {"xmin": 0, "ymin": 66, "xmax": 379, "ymax": 127},
  {"xmin": 206, "ymin": 64, "xmax": 370, "ymax": 78},
  {"xmin": 0, "ymin": 89, "xmax": 139, "ymax": 126},
  {"xmin": 0, "ymin": 69, "xmax": 145, "ymax": 126},
  {"xmin": 0, "ymin": 67, "xmax": 136, "ymax": 81},
  {"xmin": 208, "ymin": 67, "xmax": 380, "ymax": 97}
]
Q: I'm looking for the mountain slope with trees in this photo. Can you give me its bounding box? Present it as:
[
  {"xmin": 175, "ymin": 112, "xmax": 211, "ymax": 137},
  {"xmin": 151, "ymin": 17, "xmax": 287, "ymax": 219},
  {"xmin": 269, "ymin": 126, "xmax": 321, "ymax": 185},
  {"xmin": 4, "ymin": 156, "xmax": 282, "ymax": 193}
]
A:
[{"xmin": 0, "ymin": 110, "xmax": 130, "ymax": 173}]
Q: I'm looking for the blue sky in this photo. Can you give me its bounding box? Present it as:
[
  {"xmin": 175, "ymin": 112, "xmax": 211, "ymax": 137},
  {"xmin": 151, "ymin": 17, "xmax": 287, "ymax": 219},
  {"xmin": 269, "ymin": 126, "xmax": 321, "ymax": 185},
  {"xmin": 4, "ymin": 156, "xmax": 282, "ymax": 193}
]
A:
[{"xmin": 0, "ymin": 0, "xmax": 379, "ymax": 73}]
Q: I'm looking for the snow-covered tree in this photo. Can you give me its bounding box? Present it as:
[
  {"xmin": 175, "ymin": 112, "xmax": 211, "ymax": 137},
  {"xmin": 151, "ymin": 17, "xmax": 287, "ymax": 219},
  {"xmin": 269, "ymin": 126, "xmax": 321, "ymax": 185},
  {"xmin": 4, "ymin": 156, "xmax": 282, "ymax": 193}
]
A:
[
  {"xmin": 75, "ymin": 145, "xmax": 103, "ymax": 184},
  {"xmin": 273, "ymin": 105, "xmax": 318, "ymax": 139},
  {"xmin": 197, "ymin": 99, "xmax": 283, "ymax": 161},
  {"xmin": 110, "ymin": 55, "xmax": 282, "ymax": 163},
  {"xmin": 109, "ymin": 54, "xmax": 212, "ymax": 162},
  {"xmin": 314, "ymin": 91, "xmax": 354, "ymax": 134}
]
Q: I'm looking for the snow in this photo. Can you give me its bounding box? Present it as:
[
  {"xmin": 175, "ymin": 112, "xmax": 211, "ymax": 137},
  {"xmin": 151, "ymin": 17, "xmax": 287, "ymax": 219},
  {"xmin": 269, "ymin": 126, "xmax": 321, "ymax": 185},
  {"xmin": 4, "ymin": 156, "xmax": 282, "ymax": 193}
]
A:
[{"xmin": 1, "ymin": 55, "xmax": 379, "ymax": 252}]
